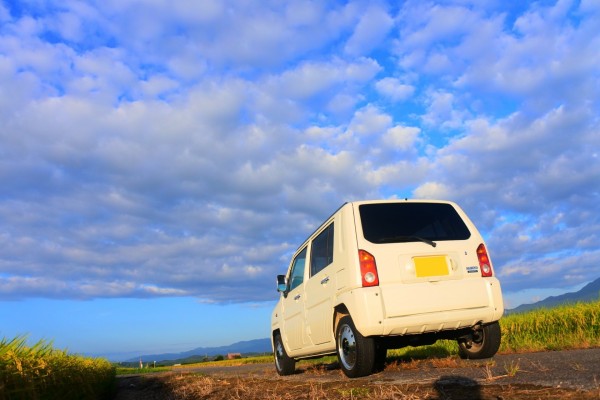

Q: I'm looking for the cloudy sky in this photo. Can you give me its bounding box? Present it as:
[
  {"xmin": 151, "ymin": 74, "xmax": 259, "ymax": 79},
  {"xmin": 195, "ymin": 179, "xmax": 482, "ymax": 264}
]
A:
[{"xmin": 1, "ymin": 0, "xmax": 599, "ymax": 360}]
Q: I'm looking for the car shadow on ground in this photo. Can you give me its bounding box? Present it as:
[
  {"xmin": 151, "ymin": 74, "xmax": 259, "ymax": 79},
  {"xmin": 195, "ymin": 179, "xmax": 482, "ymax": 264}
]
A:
[{"xmin": 434, "ymin": 375, "xmax": 482, "ymax": 400}]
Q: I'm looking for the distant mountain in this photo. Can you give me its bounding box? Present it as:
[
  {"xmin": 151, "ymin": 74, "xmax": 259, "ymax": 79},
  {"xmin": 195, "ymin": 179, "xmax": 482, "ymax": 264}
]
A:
[
  {"xmin": 125, "ymin": 338, "xmax": 271, "ymax": 363},
  {"xmin": 507, "ymin": 277, "xmax": 600, "ymax": 314}
]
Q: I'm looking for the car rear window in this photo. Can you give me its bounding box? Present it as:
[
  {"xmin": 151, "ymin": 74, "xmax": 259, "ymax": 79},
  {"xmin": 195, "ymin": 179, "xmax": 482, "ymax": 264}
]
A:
[{"xmin": 359, "ymin": 203, "xmax": 471, "ymax": 244}]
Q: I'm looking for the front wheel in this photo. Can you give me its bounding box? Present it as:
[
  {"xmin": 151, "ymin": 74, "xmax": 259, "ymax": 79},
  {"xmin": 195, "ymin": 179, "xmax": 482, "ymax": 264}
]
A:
[
  {"xmin": 336, "ymin": 316, "xmax": 376, "ymax": 378},
  {"xmin": 458, "ymin": 321, "xmax": 501, "ymax": 359},
  {"xmin": 273, "ymin": 333, "xmax": 295, "ymax": 375}
]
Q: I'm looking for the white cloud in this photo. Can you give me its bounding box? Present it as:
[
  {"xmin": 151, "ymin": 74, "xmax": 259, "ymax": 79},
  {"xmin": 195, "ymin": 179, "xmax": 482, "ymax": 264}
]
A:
[
  {"xmin": 348, "ymin": 104, "xmax": 392, "ymax": 136},
  {"xmin": 498, "ymin": 250, "xmax": 600, "ymax": 291},
  {"xmin": 344, "ymin": 5, "xmax": 394, "ymax": 56},
  {"xmin": 326, "ymin": 92, "xmax": 363, "ymax": 116},
  {"xmin": 383, "ymin": 125, "xmax": 421, "ymax": 150},
  {"xmin": 421, "ymin": 90, "xmax": 468, "ymax": 129},
  {"xmin": 413, "ymin": 182, "xmax": 452, "ymax": 199},
  {"xmin": 395, "ymin": 2, "xmax": 481, "ymax": 68},
  {"xmin": 375, "ymin": 77, "xmax": 415, "ymax": 102},
  {"xmin": 267, "ymin": 57, "xmax": 381, "ymax": 100},
  {"xmin": 1, "ymin": 0, "xmax": 599, "ymax": 304},
  {"xmin": 580, "ymin": 0, "xmax": 600, "ymax": 13},
  {"xmin": 0, "ymin": 275, "xmax": 190, "ymax": 299},
  {"xmin": 0, "ymin": 3, "xmax": 9, "ymax": 22}
]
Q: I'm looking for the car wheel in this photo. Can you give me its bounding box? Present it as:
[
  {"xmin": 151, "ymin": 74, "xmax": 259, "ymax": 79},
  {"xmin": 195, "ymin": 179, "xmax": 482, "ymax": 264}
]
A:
[
  {"xmin": 274, "ymin": 333, "xmax": 295, "ymax": 375},
  {"xmin": 458, "ymin": 321, "xmax": 501, "ymax": 359},
  {"xmin": 336, "ymin": 316, "xmax": 375, "ymax": 378}
]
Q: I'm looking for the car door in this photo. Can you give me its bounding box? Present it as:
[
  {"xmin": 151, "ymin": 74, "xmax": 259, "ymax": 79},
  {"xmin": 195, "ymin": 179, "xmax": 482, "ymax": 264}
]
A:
[
  {"xmin": 304, "ymin": 222, "xmax": 335, "ymax": 346},
  {"xmin": 281, "ymin": 247, "xmax": 308, "ymax": 352}
]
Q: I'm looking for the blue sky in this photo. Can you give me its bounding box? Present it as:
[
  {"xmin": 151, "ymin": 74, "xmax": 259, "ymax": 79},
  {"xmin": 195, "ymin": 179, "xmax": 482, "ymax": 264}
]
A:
[{"xmin": 1, "ymin": 0, "xmax": 599, "ymax": 361}]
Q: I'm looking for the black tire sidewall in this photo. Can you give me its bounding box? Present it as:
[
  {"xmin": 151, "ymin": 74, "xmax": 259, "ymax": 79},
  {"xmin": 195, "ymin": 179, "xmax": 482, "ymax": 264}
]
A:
[{"xmin": 336, "ymin": 316, "xmax": 375, "ymax": 378}]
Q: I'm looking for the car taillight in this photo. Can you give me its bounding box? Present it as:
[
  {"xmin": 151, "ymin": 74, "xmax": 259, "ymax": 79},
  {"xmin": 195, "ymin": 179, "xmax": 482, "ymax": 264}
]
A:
[
  {"xmin": 359, "ymin": 250, "xmax": 379, "ymax": 287},
  {"xmin": 477, "ymin": 243, "xmax": 493, "ymax": 277}
]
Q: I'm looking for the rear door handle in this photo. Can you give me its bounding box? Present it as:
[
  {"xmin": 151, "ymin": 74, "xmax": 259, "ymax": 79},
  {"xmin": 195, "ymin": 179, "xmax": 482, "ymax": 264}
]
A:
[
  {"xmin": 320, "ymin": 276, "xmax": 330, "ymax": 285},
  {"xmin": 294, "ymin": 294, "xmax": 301, "ymax": 301}
]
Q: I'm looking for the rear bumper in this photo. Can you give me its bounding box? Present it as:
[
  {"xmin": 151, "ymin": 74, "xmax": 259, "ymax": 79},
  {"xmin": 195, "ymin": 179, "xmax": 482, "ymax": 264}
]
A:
[
  {"xmin": 382, "ymin": 278, "xmax": 504, "ymax": 335},
  {"xmin": 382, "ymin": 305, "xmax": 502, "ymax": 336},
  {"xmin": 340, "ymin": 278, "xmax": 504, "ymax": 337}
]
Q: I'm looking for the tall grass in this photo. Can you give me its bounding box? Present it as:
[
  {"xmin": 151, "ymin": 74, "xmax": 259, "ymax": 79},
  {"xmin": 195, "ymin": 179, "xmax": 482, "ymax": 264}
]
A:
[
  {"xmin": 0, "ymin": 336, "xmax": 115, "ymax": 400},
  {"xmin": 500, "ymin": 300, "xmax": 600, "ymax": 352}
]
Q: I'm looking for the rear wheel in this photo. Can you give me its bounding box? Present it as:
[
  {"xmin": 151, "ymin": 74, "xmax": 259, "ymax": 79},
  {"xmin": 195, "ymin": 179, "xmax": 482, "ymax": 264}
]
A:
[
  {"xmin": 458, "ymin": 321, "xmax": 501, "ymax": 359},
  {"xmin": 274, "ymin": 333, "xmax": 295, "ymax": 375},
  {"xmin": 336, "ymin": 316, "xmax": 376, "ymax": 378}
]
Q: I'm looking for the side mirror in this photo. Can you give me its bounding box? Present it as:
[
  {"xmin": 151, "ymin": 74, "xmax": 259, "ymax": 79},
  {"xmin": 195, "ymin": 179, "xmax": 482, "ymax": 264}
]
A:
[{"xmin": 276, "ymin": 274, "xmax": 288, "ymax": 294}]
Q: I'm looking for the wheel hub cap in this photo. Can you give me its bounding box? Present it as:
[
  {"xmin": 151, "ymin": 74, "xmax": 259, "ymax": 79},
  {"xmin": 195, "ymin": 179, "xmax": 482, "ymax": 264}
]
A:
[
  {"xmin": 275, "ymin": 342, "xmax": 283, "ymax": 368},
  {"xmin": 338, "ymin": 324, "xmax": 357, "ymax": 370}
]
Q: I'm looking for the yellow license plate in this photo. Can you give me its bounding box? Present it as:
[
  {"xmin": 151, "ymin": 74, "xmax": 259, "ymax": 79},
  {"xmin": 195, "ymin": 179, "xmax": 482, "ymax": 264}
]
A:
[{"xmin": 414, "ymin": 256, "xmax": 449, "ymax": 277}]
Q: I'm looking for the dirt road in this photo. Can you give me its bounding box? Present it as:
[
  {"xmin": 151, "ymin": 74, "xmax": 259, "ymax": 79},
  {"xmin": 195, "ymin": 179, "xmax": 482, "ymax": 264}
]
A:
[{"xmin": 115, "ymin": 348, "xmax": 600, "ymax": 399}]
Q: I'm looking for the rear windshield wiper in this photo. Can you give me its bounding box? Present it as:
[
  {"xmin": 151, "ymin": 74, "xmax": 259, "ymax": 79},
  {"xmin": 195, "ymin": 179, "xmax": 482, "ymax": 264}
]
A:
[{"xmin": 376, "ymin": 235, "xmax": 437, "ymax": 247}]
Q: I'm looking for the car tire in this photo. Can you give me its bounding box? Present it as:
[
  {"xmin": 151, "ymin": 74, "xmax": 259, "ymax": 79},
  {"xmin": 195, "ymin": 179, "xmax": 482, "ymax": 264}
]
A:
[
  {"xmin": 336, "ymin": 316, "xmax": 376, "ymax": 378},
  {"xmin": 373, "ymin": 340, "xmax": 387, "ymax": 372},
  {"xmin": 274, "ymin": 333, "xmax": 295, "ymax": 375},
  {"xmin": 458, "ymin": 321, "xmax": 501, "ymax": 359}
]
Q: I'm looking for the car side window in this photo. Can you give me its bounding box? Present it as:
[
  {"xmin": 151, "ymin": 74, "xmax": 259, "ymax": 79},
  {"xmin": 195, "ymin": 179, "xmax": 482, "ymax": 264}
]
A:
[
  {"xmin": 310, "ymin": 222, "xmax": 334, "ymax": 276},
  {"xmin": 288, "ymin": 247, "xmax": 307, "ymax": 292}
]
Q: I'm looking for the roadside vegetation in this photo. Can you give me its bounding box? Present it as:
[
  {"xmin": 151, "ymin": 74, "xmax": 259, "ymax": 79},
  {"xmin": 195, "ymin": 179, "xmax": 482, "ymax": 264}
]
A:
[
  {"xmin": 116, "ymin": 366, "xmax": 172, "ymax": 376},
  {"xmin": 174, "ymin": 355, "xmax": 272, "ymax": 368},
  {"xmin": 0, "ymin": 336, "xmax": 115, "ymax": 400},
  {"xmin": 500, "ymin": 299, "xmax": 600, "ymax": 352}
]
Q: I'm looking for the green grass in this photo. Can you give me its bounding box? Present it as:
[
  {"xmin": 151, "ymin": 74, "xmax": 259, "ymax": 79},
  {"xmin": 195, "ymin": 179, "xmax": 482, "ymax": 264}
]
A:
[
  {"xmin": 0, "ymin": 336, "xmax": 115, "ymax": 400},
  {"xmin": 387, "ymin": 342, "xmax": 457, "ymax": 361},
  {"xmin": 173, "ymin": 355, "xmax": 273, "ymax": 369},
  {"xmin": 116, "ymin": 366, "xmax": 172, "ymax": 375}
]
